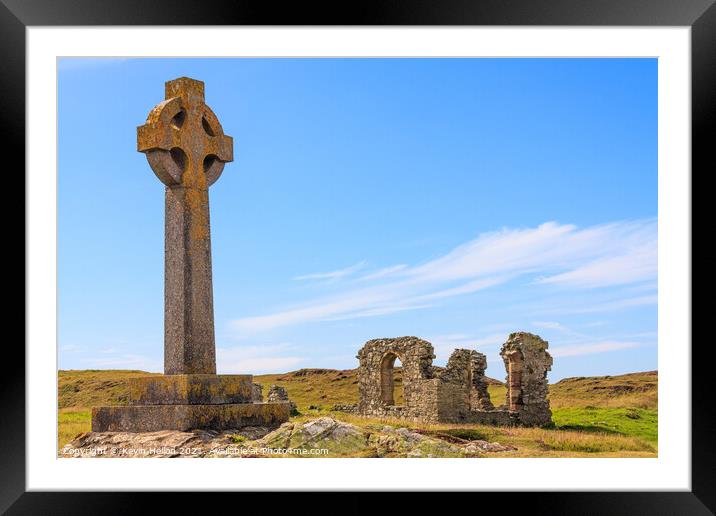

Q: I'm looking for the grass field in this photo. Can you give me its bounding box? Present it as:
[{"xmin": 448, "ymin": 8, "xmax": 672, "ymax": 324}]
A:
[{"xmin": 58, "ymin": 368, "xmax": 657, "ymax": 456}]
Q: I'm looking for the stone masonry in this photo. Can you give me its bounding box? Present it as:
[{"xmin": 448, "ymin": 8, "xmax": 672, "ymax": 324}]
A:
[
  {"xmin": 500, "ymin": 332, "xmax": 553, "ymax": 426},
  {"xmin": 352, "ymin": 333, "xmax": 553, "ymax": 426},
  {"xmin": 91, "ymin": 77, "xmax": 289, "ymax": 432},
  {"xmin": 267, "ymin": 385, "xmax": 298, "ymax": 415}
]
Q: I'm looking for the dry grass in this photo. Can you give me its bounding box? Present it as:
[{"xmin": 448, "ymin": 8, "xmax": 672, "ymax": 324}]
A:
[
  {"xmin": 58, "ymin": 407, "xmax": 91, "ymax": 449},
  {"xmin": 58, "ymin": 369, "xmax": 161, "ymax": 409},
  {"xmin": 548, "ymin": 371, "xmax": 658, "ymax": 409}
]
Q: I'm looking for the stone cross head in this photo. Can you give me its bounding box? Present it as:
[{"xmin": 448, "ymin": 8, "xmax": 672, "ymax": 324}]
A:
[{"xmin": 137, "ymin": 77, "xmax": 233, "ymax": 188}]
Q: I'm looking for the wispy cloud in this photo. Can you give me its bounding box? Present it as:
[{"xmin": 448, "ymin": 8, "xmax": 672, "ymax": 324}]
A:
[
  {"xmin": 359, "ymin": 264, "xmax": 408, "ymax": 281},
  {"xmin": 533, "ymin": 321, "xmax": 570, "ymax": 331},
  {"xmin": 537, "ymin": 240, "xmax": 656, "ymax": 288},
  {"xmin": 549, "ymin": 294, "xmax": 657, "ymax": 315},
  {"xmin": 532, "ymin": 321, "xmax": 589, "ymax": 339},
  {"xmin": 82, "ymin": 353, "xmax": 161, "ymax": 372},
  {"xmin": 232, "ymin": 219, "xmax": 657, "ymax": 334},
  {"xmin": 429, "ymin": 333, "xmax": 507, "ymax": 361},
  {"xmin": 293, "ymin": 261, "xmax": 367, "ymax": 281},
  {"xmin": 550, "ymin": 341, "xmax": 640, "ymax": 357},
  {"xmin": 217, "ymin": 343, "xmax": 303, "ymax": 374}
]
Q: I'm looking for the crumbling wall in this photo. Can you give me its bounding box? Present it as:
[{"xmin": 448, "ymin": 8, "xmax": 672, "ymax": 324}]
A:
[
  {"xmin": 357, "ymin": 336, "xmax": 436, "ymax": 419},
  {"xmin": 267, "ymin": 384, "xmax": 298, "ymax": 415},
  {"xmin": 251, "ymin": 383, "xmax": 263, "ymax": 402},
  {"xmin": 470, "ymin": 352, "xmax": 495, "ymax": 411},
  {"xmin": 499, "ymin": 332, "xmax": 553, "ymax": 426}
]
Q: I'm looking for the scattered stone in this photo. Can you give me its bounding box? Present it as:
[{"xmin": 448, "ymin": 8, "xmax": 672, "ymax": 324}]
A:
[
  {"xmin": 332, "ymin": 403, "xmax": 358, "ymax": 413},
  {"xmin": 463, "ymin": 440, "xmax": 517, "ymax": 455}
]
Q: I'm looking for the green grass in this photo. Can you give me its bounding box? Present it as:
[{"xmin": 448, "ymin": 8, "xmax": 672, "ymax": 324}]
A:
[
  {"xmin": 552, "ymin": 407, "xmax": 658, "ymax": 443},
  {"xmin": 58, "ymin": 408, "xmax": 91, "ymax": 449}
]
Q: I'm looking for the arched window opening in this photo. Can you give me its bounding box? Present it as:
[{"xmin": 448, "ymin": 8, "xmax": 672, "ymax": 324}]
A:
[{"xmin": 380, "ymin": 353, "xmax": 404, "ymax": 406}]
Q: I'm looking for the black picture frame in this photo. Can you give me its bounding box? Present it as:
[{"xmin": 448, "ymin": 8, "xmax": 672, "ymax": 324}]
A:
[{"xmin": 6, "ymin": 0, "xmax": 710, "ymax": 512}]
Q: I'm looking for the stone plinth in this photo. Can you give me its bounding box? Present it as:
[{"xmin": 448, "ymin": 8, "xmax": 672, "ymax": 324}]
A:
[
  {"xmin": 92, "ymin": 373, "xmax": 290, "ymax": 432},
  {"xmin": 92, "ymin": 402, "xmax": 290, "ymax": 432},
  {"xmin": 129, "ymin": 374, "xmax": 253, "ymax": 405}
]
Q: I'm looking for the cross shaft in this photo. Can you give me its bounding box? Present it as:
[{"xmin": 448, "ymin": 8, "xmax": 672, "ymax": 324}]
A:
[{"xmin": 137, "ymin": 77, "xmax": 234, "ymax": 375}]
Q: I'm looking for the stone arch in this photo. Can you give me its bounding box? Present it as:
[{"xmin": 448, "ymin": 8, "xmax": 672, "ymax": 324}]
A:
[{"xmin": 356, "ymin": 336, "xmax": 435, "ymax": 414}]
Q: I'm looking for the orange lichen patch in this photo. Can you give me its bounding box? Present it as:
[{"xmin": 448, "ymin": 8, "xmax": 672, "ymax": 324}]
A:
[
  {"xmin": 92, "ymin": 402, "xmax": 290, "ymax": 432},
  {"xmin": 129, "ymin": 375, "xmax": 254, "ymax": 405},
  {"xmin": 165, "ymin": 76, "xmax": 205, "ymax": 102},
  {"xmin": 185, "ymin": 187, "xmax": 209, "ymax": 242},
  {"xmin": 137, "ymin": 77, "xmax": 233, "ymax": 187}
]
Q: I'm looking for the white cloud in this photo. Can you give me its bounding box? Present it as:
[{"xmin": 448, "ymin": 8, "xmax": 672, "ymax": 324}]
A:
[
  {"xmin": 550, "ymin": 341, "xmax": 640, "ymax": 357},
  {"xmin": 533, "ymin": 321, "xmax": 569, "ymax": 331},
  {"xmin": 232, "ymin": 219, "xmax": 657, "ymax": 333},
  {"xmin": 429, "ymin": 333, "xmax": 507, "ymax": 362},
  {"xmin": 531, "ymin": 321, "xmax": 590, "ymax": 339},
  {"xmin": 221, "ymin": 356, "xmax": 302, "ymax": 374},
  {"xmin": 217, "ymin": 343, "xmax": 303, "ymax": 374},
  {"xmin": 82, "ymin": 353, "xmax": 161, "ymax": 372},
  {"xmin": 555, "ymin": 294, "xmax": 657, "ymax": 314},
  {"xmin": 537, "ymin": 241, "xmax": 656, "ymax": 288},
  {"xmin": 293, "ymin": 261, "xmax": 366, "ymax": 281},
  {"xmin": 322, "ymin": 303, "xmax": 434, "ymax": 321},
  {"xmin": 359, "ymin": 264, "xmax": 408, "ymax": 280}
]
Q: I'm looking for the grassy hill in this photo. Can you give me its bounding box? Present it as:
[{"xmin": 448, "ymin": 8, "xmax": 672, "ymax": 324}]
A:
[{"xmin": 57, "ymin": 368, "xmax": 658, "ymax": 455}]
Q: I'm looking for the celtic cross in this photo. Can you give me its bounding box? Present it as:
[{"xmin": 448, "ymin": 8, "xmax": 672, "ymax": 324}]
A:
[{"xmin": 137, "ymin": 77, "xmax": 234, "ymax": 375}]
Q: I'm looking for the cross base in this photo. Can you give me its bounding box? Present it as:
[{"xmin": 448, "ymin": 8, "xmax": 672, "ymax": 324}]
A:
[
  {"xmin": 128, "ymin": 374, "xmax": 254, "ymax": 405},
  {"xmin": 91, "ymin": 374, "xmax": 290, "ymax": 432},
  {"xmin": 92, "ymin": 401, "xmax": 290, "ymax": 432}
]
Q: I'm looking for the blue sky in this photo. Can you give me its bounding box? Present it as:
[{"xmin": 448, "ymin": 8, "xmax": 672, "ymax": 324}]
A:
[{"xmin": 58, "ymin": 58, "xmax": 657, "ymax": 381}]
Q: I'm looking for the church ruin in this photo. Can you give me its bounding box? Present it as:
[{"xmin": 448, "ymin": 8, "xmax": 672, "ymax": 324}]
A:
[{"xmin": 351, "ymin": 332, "xmax": 553, "ymax": 426}]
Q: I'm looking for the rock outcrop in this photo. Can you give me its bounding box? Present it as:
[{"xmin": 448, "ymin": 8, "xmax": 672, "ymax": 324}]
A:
[{"xmin": 60, "ymin": 417, "xmax": 517, "ymax": 458}]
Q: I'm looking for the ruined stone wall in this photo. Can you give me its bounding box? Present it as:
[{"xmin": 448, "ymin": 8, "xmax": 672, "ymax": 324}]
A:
[
  {"xmin": 267, "ymin": 385, "xmax": 297, "ymax": 415},
  {"xmin": 354, "ymin": 333, "xmax": 553, "ymax": 427},
  {"xmin": 251, "ymin": 383, "xmax": 263, "ymax": 402},
  {"xmin": 469, "ymin": 352, "xmax": 495, "ymax": 411},
  {"xmin": 436, "ymin": 382, "xmax": 470, "ymax": 422},
  {"xmin": 499, "ymin": 332, "xmax": 553, "ymax": 427},
  {"xmin": 409, "ymin": 378, "xmax": 440, "ymax": 422},
  {"xmin": 357, "ymin": 336, "xmax": 436, "ymax": 419}
]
